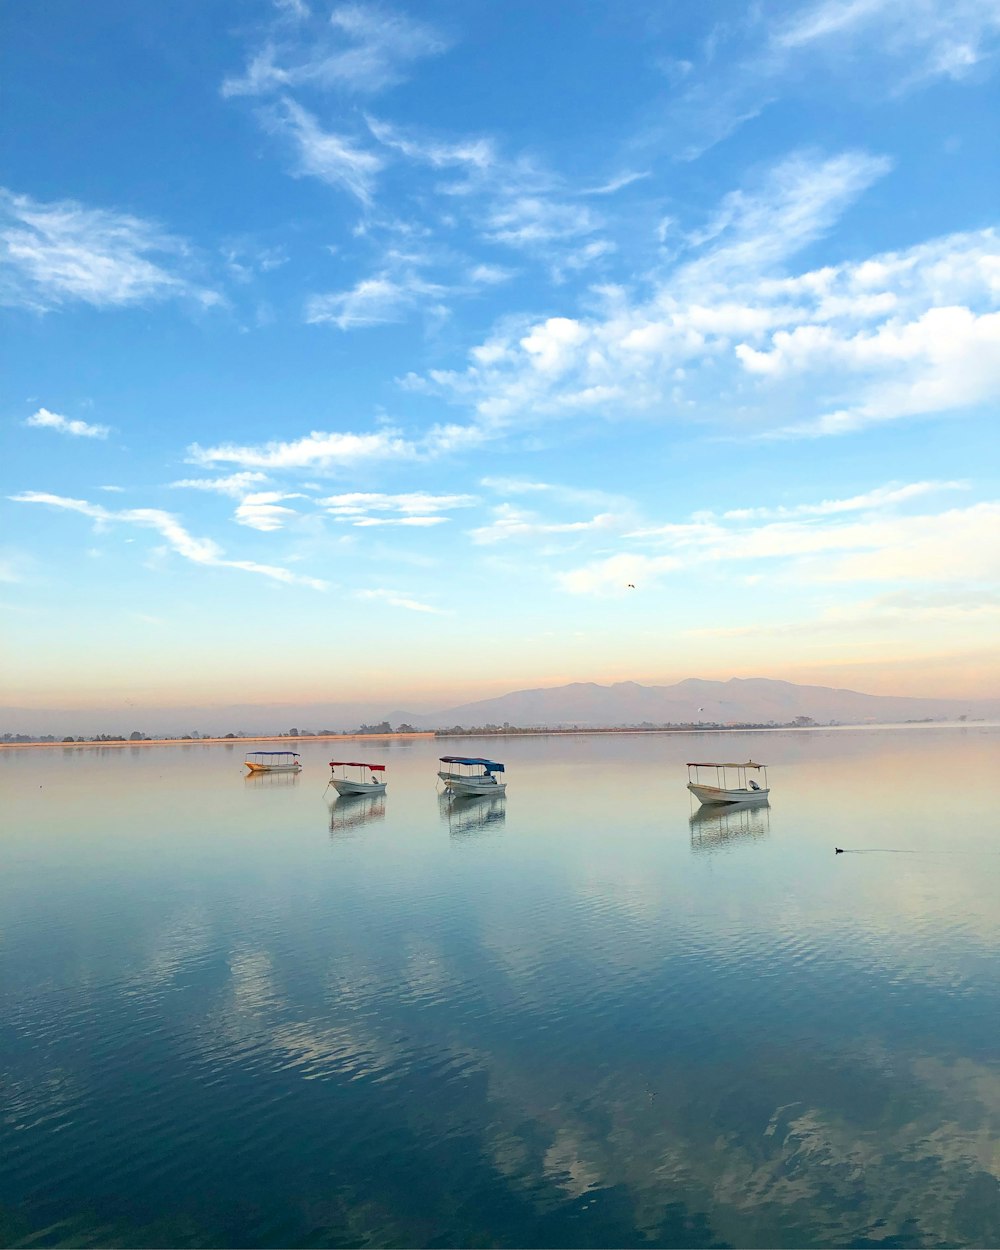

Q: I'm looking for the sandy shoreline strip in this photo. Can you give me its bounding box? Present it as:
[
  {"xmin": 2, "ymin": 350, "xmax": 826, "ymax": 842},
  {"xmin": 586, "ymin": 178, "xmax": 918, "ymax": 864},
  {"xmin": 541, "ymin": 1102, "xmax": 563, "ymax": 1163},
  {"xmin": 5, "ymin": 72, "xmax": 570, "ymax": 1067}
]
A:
[{"xmin": 0, "ymin": 732, "xmax": 438, "ymax": 751}]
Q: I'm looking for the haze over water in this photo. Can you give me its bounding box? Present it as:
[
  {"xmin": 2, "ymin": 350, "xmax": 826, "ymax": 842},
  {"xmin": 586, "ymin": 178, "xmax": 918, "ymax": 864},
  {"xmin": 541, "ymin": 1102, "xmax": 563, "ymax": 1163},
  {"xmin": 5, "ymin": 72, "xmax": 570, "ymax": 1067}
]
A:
[{"xmin": 2, "ymin": 726, "xmax": 999, "ymax": 1248}]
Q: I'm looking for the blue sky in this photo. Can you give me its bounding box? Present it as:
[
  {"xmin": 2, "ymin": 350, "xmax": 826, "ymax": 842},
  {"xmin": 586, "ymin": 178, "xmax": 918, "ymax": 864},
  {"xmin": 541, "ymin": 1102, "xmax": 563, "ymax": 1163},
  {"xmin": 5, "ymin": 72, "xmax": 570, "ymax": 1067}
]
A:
[{"xmin": 3, "ymin": 0, "xmax": 999, "ymax": 712}]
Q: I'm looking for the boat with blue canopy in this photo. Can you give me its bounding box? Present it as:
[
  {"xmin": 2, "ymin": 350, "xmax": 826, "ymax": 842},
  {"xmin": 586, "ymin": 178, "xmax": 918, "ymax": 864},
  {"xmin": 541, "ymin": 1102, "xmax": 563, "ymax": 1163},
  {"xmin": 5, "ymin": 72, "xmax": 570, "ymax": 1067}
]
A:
[
  {"xmin": 244, "ymin": 750, "xmax": 302, "ymax": 775},
  {"xmin": 437, "ymin": 756, "xmax": 507, "ymax": 797}
]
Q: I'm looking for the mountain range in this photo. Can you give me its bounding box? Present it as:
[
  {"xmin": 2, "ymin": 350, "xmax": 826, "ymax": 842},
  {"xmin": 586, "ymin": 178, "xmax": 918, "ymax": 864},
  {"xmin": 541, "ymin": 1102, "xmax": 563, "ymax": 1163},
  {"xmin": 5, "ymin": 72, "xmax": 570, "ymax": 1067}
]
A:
[{"xmin": 3, "ymin": 678, "xmax": 997, "ymax": 738}]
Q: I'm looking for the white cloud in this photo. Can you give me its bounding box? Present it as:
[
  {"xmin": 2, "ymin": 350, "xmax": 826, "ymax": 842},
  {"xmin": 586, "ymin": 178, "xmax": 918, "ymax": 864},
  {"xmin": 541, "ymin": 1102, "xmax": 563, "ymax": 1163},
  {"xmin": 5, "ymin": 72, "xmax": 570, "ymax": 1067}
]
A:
[
  {"xmin": 480, "ymin": 477, "xmax": 627, "ymax": 511},
  {"xmin": 234, "ymin": 491, "xmax": 305, "ymax": 531},
  {"xmin": 9, "ymin": 492, "xmax": 328, "ymax": 588},
  {"xmin": 222, "ymin": 2, "xmax": 448, "ymax": 98},
  {"xmin": 718, "ymin": 481, "xmax": 968, "ymax": 520},
  {"xmin": 186, "ymin": 428, "xmax": 417, "ymax": 470},
  {"xmin": 469, "ymin": 263, "xmax": 515, "ymax": 286},
  {"xmin": 741, "ymin": 306, "xmax": 1000, "ymax": 435},
  {"xmin": 24, "ymin": 407, "xmax": 110, "ymax": 439},
  {"xmin": 0, "ymin": 189, "xmax": 218, "ymax": 312},
  {"xmin": 486, "ymin": 196, "xmax": 599, "ymax": 248},
  {"xmin": 170, "ymin": 472, "xmax": 270, "ymax": 497},
  {"xmin": 355, "ymin": 587, "xmax": 443, "ymax": 613},
  {"xmin": 677, "ymin": 151, "xmax": 892, "ymax": 284},
  {"xmin": 582, "ymin": 171, "xmax": 650, "ymax": 196},
  {"xmin": 559, "ymin": 552, "xmax": 682, "ymax": 595},
  {"xmin": 306, "ymin": 271, "xmax": 446, "ymax": 328},
  {"xmin": 558, "ymin": 494, "xmax": 1000, "ymax": 595},
  {"xmin": 265, "ymin": 98, "xmax": 383, "ymax": 204},
  {"xmin": 322, "ymin": 491, "xmax": 476, "ymax": 516},
  {"xmin": 773, "ymin": 0, "xmax": 1000, "ymax": 85},
  {"xmin": 470, "ymin": 504, "xmax": 622, "ymax": 546},
  {"xmin": 350, "ymin": 515, "xmax": 447, "ymax": 527},
  {"xmin": 363, "ymin": 114, "xmax": 615, "ymax": 272},
  {"xmin": 365, "ymin": 116, "xmax": 496, "ymax": 171},
  {"xmin": 411, "ymin": 146, "xmax": 999, "ymax": 440},
  {"xmin": 654, "ymin": 0, "xmax": 1000, "ymax": 161}
]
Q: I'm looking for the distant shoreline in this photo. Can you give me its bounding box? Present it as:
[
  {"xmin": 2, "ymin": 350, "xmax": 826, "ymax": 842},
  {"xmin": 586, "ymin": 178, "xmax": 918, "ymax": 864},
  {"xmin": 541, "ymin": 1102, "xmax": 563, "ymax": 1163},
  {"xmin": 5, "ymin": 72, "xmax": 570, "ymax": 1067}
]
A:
[
  {"xmin": 1, "ymin": 721, "xmax": 989, "ymax": 750},
  {"xmin": 0, "ymin": 732, "xmax": 437, "ymax": 751}
]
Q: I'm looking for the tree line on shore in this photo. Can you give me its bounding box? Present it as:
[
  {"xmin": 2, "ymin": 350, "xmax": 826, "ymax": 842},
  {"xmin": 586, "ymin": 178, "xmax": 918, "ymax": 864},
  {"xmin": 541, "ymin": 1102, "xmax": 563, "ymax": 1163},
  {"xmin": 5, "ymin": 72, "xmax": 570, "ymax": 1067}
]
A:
[{"xmin": 4, "ymin": 716, "xmax": 827, "ymax": 744}]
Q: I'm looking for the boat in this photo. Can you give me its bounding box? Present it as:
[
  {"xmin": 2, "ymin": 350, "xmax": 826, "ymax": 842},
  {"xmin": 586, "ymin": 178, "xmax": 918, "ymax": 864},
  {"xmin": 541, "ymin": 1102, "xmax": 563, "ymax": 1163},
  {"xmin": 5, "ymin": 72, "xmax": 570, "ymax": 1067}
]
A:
[
  {"xmin": 686, "ymin": 760, "xmax": 769, "ymax": 805},
  {"xmin": 244, "ymin": 750, "xmax": 302, "ymax": 774},
  {"xmin": 437, "ymin": 756, "xmax": 506, "ymax": 797},
  {"xmin": 328, "ymin": 760, "xmax": 386, "ymax": 796}
]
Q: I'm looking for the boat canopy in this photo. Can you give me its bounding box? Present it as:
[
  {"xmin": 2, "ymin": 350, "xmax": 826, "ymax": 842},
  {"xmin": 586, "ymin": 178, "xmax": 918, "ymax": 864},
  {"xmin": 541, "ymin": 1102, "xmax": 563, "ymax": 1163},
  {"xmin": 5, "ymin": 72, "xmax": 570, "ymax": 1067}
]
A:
[
  {"xmin": 439, "ymin": 756, "xmax": 505, "ymax": 773},
  {"xmin": 246, "ymin": 750, "xmax": 300, "ymax": 757},
  {"xmin": 329, "ymin": 761, "xmax": 385, "ymax": 771},
  {"xmin": 687, "ymin": 760, "xmax": 765, "ymax": 769}
]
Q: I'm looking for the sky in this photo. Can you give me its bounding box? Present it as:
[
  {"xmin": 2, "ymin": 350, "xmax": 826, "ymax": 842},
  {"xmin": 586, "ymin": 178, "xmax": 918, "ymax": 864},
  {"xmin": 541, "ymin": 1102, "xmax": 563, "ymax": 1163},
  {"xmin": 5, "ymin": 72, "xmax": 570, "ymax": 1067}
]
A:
[{"xmin": 2, "ymin": 0, "xmax": 999, "ymax": 714}]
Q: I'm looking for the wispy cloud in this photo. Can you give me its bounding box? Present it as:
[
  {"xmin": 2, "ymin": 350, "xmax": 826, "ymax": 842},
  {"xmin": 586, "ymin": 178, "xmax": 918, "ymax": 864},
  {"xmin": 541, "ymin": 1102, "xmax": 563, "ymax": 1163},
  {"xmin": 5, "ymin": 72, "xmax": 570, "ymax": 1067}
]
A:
[
  {"xmin": 717, "ymin": 481, "xmax": 968, "ymax": 520},
  {"xmin": 647, "ymin": 0, "xmax": 1000, "ymax": 161},
  {"xmin": 480, "ymin": 477, "xmax": 628, "ymax": 510},
  {"xmin": 264, "ymin": 98, "xmax": 383, "ymax": 204},
  {"xmin": 24, "ymin": 406, "xmax": 110, "ymax": 439},
  {"xmin": 410, "ymin": 146, "xmax": 999, "ymax": 441},
  {"xmin": 485, "ymin": 196, "xmax": 600, "ymax": 249},
  {"xmin": 322, "ymin": 491, "xmax": 476, "ymax": 517},
  {"xmin": 470, "ymin": 504, "xmax": 622, "ymax": 546},
  {"xmin": 234, "ymin": 491, "xmax": 306, "ymax": 531},
  {"xmin": 677, "ymin": 150, "xmax": 891, "ymax": 283},
  {"xmin": 355, "ymin": 587, "xmax": 444, "ymax": 613},
  {"xmin": 0, "ymin": 189, "xmax": 218, "ymax": 312},
  {"xmin": 773, "ymin": 0, "xmax": 1000, "ymax": 86},
  {"xmin": 187, "ymin": 428, "xmax": 417, "ymax": 470},
  {"xmin": 558, "ymin": 490, "xmax": 1000, "ymax": 595},
  {"xmin": 170, "ymin": 471, "xmax": 270, "ymax": 497},
  {"xmin": 222, "ymin": 2, "xmax": 449, "ymax": 98},
  {"xmin": 365, "ymin": 116, "xmax": 496, "ymax": 171},
  {"xmin": 305, "ymin": 271, "xmax": 446, "ymax": 329},
  {"xmin": 9, "ymin": 491, "xmax": 327, "ymax": 589},
  {"xmin": 582, "ymin": 171, "xmax": 650, "ymax": 196},
  {"xmin": 364, "ymin": 115, "xmax": 615, "ymax": 273}
]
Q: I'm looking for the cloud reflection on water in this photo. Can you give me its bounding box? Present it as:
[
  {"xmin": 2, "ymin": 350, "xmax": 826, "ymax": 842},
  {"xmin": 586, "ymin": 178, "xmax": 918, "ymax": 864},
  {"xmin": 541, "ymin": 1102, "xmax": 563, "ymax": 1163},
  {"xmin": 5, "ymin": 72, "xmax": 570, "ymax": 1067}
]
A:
[{"xmin": 2, "ymin": 729, "xmax": 999, "ymax": 1246}]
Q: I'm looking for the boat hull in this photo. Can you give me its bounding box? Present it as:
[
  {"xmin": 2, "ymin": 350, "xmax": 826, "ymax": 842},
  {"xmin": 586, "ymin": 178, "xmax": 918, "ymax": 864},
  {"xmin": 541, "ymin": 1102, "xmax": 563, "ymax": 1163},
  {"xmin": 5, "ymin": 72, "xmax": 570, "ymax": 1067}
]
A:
[
  {"xmin": 330, "ymin": 778, "xmax": 386, "ymax": 796},
  {"xmin": 688, "ymin": 782, "xmax": 769, "ymax": 805},
  {"xmin": 439, "ymin": 773, "xmax": 506, "ymax": 797},
  {"xmin": 245, "ymin": 762, "xmax": 302, "ymax": 774}
]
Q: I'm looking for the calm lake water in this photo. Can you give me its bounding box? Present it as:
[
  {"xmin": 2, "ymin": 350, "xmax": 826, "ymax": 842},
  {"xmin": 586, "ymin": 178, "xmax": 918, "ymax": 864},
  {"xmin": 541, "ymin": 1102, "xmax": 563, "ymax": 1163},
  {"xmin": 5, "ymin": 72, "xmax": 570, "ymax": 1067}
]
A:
[{"xmin": 2, "ymin": 727, "xmax": 999, "ymax": 1249}]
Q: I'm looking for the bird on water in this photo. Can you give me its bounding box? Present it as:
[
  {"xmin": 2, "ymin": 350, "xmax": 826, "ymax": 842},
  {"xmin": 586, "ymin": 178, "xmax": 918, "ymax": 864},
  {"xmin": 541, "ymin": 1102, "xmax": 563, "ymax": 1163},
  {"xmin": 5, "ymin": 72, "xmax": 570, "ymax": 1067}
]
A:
[{"xmin": 835, "ymin": 847, "xmax": 844, "ymax": 854}]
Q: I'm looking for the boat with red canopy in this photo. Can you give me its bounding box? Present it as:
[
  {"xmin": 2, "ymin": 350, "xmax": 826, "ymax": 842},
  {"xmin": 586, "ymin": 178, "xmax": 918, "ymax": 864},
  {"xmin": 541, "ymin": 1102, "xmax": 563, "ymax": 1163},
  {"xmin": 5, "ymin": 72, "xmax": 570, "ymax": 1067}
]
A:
[{"xmin": 328, "ymin": 760, "xmax": 387, "ymax": 796}]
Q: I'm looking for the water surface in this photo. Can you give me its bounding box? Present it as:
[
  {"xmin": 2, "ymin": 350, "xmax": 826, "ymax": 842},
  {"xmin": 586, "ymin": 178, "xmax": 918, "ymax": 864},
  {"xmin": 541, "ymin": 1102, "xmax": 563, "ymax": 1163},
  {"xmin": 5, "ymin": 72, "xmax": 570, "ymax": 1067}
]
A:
[{"xmin": 2, "ymin": 728, "xmax": 999, "ymax": 1248}]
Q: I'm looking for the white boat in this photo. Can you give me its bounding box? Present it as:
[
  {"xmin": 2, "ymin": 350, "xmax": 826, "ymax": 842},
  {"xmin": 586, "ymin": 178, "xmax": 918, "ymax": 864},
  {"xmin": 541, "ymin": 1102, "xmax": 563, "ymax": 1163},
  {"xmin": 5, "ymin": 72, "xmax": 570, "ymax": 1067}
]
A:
[
  {"xmin": 244, "ymin": 750, "xmax": 302, "ymax": 775},
  {"xmin": 328, "ymin": 760, "xmax": 387, "ymax": 796},
  {"xmin": 437, "ymin": 755, "xmax": 507, "ymax": 797},
  {"xmin": 686, "ymin": 760, "xmax": 769, "ymax": 805}
]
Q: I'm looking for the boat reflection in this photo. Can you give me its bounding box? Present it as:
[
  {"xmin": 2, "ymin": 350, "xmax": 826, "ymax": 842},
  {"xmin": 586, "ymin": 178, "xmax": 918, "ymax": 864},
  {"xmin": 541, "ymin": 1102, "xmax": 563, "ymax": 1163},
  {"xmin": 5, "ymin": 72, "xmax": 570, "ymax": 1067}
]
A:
[
  {"xmin": 244, "ymin": 770, "xmax": 301, "ymax": 789},
  {"xmin": 439, "ymin": 791, "xmax": 506, "ymax": 838},
  {"xmin": 329, "ymin": 793, "xmax": 386, "ymax": 835},
  {"xmin": 689, "ymin": 799, "xmax": 770, "ymax": 852}
]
